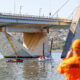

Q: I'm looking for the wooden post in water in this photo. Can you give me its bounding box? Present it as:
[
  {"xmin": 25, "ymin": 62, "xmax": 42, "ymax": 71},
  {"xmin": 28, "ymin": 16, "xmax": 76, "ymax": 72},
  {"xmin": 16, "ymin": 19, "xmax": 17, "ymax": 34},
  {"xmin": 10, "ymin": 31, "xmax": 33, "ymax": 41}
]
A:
[
  {"xmin": 50, "ymin": 38, "xmax": 53, "ymax": 56},
  {"xmin": 43, "ymin": 42, "xmax": 45, "ymax": 57}
]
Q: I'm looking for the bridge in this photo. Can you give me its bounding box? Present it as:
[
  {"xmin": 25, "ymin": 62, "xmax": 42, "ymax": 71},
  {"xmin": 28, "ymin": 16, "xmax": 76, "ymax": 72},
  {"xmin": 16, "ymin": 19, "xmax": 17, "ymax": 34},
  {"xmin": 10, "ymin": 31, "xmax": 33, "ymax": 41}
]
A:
[
  {"xmin": 61, "ymin": 3, "xmax": 80, "ymax": 58},
  {"xmin": 0, "ymin": 14, "xmax": 71, "ymax": 57}
]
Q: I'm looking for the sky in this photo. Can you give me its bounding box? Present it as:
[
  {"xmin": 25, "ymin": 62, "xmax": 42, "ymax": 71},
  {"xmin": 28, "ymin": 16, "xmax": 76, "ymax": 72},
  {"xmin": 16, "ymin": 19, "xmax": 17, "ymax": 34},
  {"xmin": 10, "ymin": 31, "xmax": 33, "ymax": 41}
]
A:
[{"xmin": 0, "ymin": 0, "xmax": 79, "ymax": 19}]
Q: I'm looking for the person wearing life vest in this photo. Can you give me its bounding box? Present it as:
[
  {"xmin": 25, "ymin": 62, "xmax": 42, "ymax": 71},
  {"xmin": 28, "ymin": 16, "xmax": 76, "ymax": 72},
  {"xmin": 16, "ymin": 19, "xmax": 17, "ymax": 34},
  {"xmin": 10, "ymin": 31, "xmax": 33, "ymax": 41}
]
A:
[{"xmin": 57, "ymin": 39, "xmax": 80, "ymax": 80}]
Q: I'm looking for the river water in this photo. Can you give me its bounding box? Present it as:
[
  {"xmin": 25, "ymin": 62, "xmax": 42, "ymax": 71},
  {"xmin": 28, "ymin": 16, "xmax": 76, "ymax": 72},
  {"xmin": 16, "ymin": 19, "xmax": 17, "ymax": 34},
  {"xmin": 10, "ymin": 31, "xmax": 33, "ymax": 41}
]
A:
[{"xmin": 0, "ymin": 52, "xmax": 65, "ymax": 80}]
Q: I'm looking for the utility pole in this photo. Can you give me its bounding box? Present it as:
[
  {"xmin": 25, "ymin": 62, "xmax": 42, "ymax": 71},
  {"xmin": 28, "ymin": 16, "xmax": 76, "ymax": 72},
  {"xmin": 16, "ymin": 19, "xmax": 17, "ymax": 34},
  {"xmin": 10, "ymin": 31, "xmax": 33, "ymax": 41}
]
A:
[
  {"xmin": 56, "ymin": 10, "xmax": 59, "ymax": 18},
  {"xmin": 39, "ymin": 8, "xmax": 42, "ymax": 17},
  {"xmin": 19, "ymin": 5, "xmax": 23, "ymax": 15},
  {"xmin": 14, "ymin": 0, "xmax": 16, "ymax": 14}
]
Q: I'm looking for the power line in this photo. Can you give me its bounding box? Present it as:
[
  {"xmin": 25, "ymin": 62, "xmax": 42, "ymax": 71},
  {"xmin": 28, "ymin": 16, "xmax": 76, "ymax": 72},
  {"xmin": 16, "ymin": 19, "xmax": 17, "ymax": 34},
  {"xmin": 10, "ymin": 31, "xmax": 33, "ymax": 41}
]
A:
[{"xmin": 52, "ymin": 0, "xmax": 70, "ymax": 17}]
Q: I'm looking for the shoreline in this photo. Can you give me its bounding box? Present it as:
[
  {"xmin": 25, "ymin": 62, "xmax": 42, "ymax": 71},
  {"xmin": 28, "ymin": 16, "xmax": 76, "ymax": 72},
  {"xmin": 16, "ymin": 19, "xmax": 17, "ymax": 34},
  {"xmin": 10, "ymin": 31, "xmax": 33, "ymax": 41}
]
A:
[{"xmin": 52, "ymin": 50, "xmax": 62, "ymax": 53}]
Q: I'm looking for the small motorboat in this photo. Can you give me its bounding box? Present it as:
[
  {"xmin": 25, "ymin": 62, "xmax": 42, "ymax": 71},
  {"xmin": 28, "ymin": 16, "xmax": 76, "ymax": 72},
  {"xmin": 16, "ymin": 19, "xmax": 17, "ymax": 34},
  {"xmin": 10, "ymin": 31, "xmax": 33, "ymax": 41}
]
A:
[
  {"xmin": 39, "ymin": 40, "xmax": 53, "ymax": 62},
  {"xmin": 7, "ymin": 59, "xmax": 23, "ymax": 63},
  {"xmin": 38, "ymin": 56, "xmax": 53, "ymax": 62}
]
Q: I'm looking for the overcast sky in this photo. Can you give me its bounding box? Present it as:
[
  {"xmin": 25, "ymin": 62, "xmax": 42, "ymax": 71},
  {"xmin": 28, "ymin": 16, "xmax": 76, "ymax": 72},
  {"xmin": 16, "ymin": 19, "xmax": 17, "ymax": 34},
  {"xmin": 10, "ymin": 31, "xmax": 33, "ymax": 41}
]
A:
[{"xmin": 0, "ymin": 0, "xmax": 79, "ymax": 18}]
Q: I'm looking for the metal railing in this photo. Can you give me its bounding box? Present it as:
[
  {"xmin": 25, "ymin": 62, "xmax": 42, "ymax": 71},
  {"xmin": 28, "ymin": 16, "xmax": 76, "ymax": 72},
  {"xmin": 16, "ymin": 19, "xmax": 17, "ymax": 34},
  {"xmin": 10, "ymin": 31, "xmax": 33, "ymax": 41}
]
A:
[{"xmin": 0, "ymin": 12, "xmax": 72, "ymax": 22}]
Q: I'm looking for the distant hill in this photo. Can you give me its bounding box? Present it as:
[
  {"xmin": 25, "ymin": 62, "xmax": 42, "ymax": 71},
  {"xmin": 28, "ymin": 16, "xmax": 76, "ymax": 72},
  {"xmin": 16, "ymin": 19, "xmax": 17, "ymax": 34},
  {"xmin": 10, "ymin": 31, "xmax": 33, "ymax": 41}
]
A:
[{"xmin": 48, "ymin": 28, "xmax": 69, "ymax": 50}]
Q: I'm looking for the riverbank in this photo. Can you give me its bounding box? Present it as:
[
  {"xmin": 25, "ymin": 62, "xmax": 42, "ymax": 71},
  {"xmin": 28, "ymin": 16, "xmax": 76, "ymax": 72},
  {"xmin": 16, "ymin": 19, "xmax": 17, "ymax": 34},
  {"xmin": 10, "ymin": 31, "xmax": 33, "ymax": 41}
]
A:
[{"xmin": 52, "ymin": 50, "xmax": 62, "ymax": 53}]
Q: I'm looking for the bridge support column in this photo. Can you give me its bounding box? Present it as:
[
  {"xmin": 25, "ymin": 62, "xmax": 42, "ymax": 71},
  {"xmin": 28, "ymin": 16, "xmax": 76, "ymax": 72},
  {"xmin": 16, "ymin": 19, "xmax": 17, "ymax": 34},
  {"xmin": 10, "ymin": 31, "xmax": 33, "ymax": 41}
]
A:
[{"xmin": 23, "ymin": 32, "xmax": 50, "ymax": 56}]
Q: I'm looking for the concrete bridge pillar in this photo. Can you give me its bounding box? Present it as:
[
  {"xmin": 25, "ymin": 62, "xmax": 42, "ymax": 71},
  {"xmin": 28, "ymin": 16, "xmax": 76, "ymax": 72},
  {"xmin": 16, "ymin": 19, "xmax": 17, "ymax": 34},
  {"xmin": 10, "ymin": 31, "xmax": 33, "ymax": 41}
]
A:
[{"xmin": 23, "ymin": 32, "xmax": 50, "ymax": 56}]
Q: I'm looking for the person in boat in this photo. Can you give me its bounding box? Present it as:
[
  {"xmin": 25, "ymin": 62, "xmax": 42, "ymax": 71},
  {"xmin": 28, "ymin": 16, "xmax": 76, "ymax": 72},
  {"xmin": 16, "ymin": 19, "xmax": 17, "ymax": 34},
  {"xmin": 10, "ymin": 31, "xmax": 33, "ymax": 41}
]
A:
[
  {"xmin": 57, "ymin": 39, "xmax": 80, "ymax": 80},
  {"xmin": 40, "ymin": 56, "xmax": 45, "ymax": 59}
]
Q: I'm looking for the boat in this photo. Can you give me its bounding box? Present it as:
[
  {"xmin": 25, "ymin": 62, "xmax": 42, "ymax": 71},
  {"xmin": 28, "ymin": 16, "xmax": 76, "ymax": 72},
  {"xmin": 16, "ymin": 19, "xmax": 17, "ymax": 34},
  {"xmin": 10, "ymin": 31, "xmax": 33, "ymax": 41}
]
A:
[
  {"xmin": 38, "ymin": 38, "xmax": 53, "ymax": 62},
  {"xmin": 7, "ymin": 59, "xmax": 23, "ymax": 63},
  {"xmin": 38, "ymin": 56, "xmax": 53, "ymax": 62}
]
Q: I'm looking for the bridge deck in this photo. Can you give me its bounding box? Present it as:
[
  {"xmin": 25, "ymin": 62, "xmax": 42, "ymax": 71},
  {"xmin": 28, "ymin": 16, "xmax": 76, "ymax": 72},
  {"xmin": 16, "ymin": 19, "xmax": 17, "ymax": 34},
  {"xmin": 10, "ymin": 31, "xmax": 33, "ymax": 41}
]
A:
[{"xmin": 0, "ymin": 14, "xmax": 71, "ymax": 28}]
